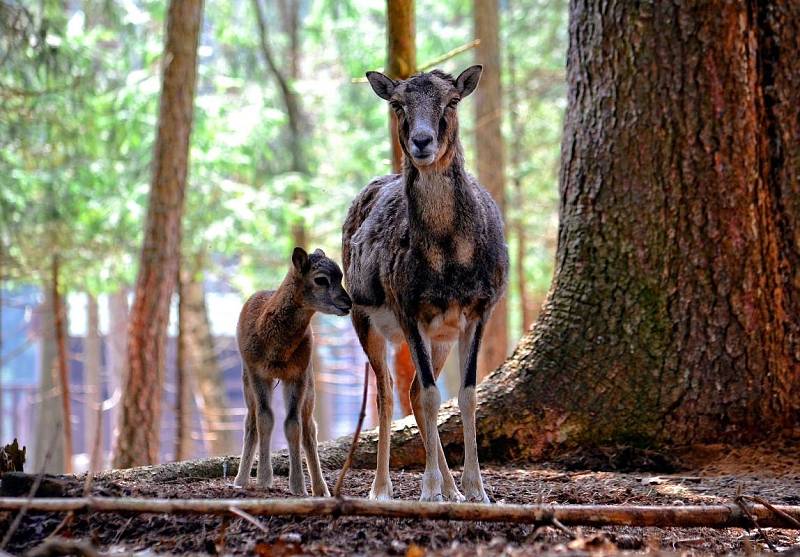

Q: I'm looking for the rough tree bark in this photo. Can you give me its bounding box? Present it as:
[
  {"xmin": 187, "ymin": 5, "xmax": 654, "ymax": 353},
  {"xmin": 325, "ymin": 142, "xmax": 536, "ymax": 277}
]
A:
[
  {"xmin": 113, "ymin": 0, "xmax": 203, "ymax": 468},
  {"xmin": 474, "ymin": 0, "xmax": 509, "ymax": 380}
]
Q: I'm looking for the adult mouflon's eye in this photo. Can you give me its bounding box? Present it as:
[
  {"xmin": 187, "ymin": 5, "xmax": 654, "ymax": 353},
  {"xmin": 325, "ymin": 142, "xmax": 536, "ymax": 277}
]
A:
[
  {"xmin": 447, "ymin": 98, "xmax": 460, "ymax": 109},
  {"xmin": 390, "ymin": 101, "xmax": 404, "ymax": 115},
  {"xmin": 314, "ymin": 276, "xmax": 330, "ymax": 287}
]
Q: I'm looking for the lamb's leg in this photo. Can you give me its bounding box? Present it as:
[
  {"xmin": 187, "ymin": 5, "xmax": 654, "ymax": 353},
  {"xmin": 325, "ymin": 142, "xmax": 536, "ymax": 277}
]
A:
[
  {"xmin": 253, "ymin": 376, "xmax": 275, "ymax": 488},
  {"xmin": 458, "ymin": 319, "xmax": 489, "ymax": 503},
  {"xmin": 234, "ymin": 370, "xmax": 256, "ymax": 487},
  {"xmin": 405, "ymin": 323, "xmax": 443, "ymax": 502},
  {"xmin": 282, "ymin": 379, "xmax": 308, "ymax": 496},
  {"xmin": 300, "ymin": 366, "xmax": 330, "ymax": 496},
  {"xmin": 352, "ymin": 309, "xmax": 393, "ymax": 500},
  {"xmin": 409, "ymin": 343, "xmax": 463, "ymax": 502}
]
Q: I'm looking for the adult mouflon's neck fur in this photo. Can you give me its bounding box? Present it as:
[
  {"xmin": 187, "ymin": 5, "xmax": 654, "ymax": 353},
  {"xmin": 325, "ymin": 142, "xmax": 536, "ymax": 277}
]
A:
[{"xmin": 403, "ymin": 138, "xmax": 476, "ymax": 239}]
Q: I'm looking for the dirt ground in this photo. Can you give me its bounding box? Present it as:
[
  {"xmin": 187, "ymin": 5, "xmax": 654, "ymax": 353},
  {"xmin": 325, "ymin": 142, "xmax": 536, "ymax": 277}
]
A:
[{"xmin": 2, "ymin": 445, "xmax": 799, "ymax": 556}]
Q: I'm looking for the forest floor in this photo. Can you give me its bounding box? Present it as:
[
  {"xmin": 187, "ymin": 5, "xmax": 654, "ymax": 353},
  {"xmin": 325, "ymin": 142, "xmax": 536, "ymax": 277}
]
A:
[{"xmin": 2, "ymin": 444, "xmax": 799, "ymax": 556}]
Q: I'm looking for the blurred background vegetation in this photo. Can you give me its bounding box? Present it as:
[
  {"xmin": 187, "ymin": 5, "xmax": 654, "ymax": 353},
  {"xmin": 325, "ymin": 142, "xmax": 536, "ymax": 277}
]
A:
[{"xmin": 0, "ymin": 0, "xmax": 567, "ymax": 471}]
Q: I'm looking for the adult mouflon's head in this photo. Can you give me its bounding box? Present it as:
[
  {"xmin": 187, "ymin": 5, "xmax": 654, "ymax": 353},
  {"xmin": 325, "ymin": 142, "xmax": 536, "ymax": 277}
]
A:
[
  {"xmin": 366, "ymin": 65, "xmax": 482, "ymax": 169},
  {"xmin": 291, "ymin": 247, "xmax": 352, "ymax": 316}
]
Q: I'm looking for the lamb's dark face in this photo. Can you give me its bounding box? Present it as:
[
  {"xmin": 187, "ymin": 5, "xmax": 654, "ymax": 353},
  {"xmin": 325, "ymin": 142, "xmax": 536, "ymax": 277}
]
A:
[
  {"xmin": 292, "ymin": 247, "xmax": 352, "ymax": 316},
  {"xmin": 366, "ymin": 66, "xmax": 483, "ymax": 168}
]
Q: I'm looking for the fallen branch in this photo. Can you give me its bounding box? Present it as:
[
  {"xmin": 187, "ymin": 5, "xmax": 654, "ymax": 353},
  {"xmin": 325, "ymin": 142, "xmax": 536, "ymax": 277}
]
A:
[
  {"xmin": 0, "ymin": 497, "xmax": 798, "ymax": 529},
  {"xmin": 333, "ymin": 362, "xmax": 370, "ymax": 497}
]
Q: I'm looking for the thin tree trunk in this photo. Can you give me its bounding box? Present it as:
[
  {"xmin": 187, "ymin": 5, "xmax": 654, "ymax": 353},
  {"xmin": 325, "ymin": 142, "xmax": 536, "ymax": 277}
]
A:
[
  {"xmin": 387, "ymin": 0, "xmax": 416, "ymax": 171},
  {"xmin": 84, "ymin": 294, "xmax": 102, "ymax": 467},
  {"xmin": 180, "ymin": 253, "xmax": 234, "ymax": 456},
  {"xmin": 474, "ymin": 0, "xmax": 508, "ymax": 380},
  {"xmin": 175, "ymin": 263, "xmax": 192, "ymax": 461},
  {"xmin": 34, "ymin": 287, "xmax": 64, "ymax": 473},
  {"xmin": 106, "ymin": 289, "xmax": 128, "ymax": 447},
  {"xmin": 50, "ymin": 256, "xmax": 72, "ymax": 474},
  {"xmin": 114, "ymin": 0, "xmax": 203, "ymax": 469},
  {"xmin": 386, "ymin": 0, "xmax": 417, "ymax": 417}
]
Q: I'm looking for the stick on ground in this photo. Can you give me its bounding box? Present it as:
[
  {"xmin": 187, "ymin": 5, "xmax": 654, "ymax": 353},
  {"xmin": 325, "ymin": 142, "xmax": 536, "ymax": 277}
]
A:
[{"xmin": 0, "ymin": 497, "xmax": 798, "ymax": 529}]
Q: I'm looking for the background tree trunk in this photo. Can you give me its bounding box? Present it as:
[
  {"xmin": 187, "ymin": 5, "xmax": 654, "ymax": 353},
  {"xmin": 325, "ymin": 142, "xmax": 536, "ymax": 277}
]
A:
[
  {"xmin": 174, "ymin": 263, "xmax": 193, "ymax": 461},
  {"xmin": 180, "ymin": 253, "xmax": 234, "ymax": 456},
  {"xmin": 386, "ymin": 0, "xmax": 417, "ymax": 417},
  {"xmin": 114, "ymin": 0, "xmax": 203, "ymax": 469},
  {"xmin": 33, "ymin": 288, "xmax": 64, "ymax": 473},
  {"xmin": 474, "ymin": 0, "xmax": 508, "ymax": 380},
  {"xmin": 106, "ymin": 289, "xmax": 128, "ymax": 449},
  {"xmin": 290, "ymin": 0, "xmax": 800, "ymax": 470},
  {"xmin": 84, "ymin": 294, "xmax": 102, "ymax": 467},
  {"xmin": 50, "ymin": 256, "xmax": 72, "ymax": 474}
]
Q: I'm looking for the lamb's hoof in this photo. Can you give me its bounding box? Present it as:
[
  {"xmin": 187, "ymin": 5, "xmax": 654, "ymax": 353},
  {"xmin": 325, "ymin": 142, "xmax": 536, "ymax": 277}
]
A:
[
  {"xmin": 255, "ymin": 479, "xmax": 273, "ymax": 489},
  {"xmin": 420, "ymin": 492, "xmax": 444, "ymax": 503},
  {"xmin": 313, "ymin": 486, "xmax": 331, "ymax": 497},
  {"xmin": 369, "ymin": 489, "xmax": 393, "ymax": 501},
  {"xmin": 233, "ymin": 476, "xmax": 250, "ymax": 488}
]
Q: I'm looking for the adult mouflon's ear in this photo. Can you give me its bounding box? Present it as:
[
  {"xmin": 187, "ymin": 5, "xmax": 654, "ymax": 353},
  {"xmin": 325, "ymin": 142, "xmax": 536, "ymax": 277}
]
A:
[
  {"xmin": 366, "ymin": 71, "xmax": 397, "ymax": 100},
  {"xmin": 313, "ymin": 248, "xmax": 326, "ymax": 257},
  {"xmin": 292, "ymin": 247, "xmax": 310, "ymax": 273},
  {"xmin": 455, "ymin": 65, "xmax": 482, "ymax": 98}
]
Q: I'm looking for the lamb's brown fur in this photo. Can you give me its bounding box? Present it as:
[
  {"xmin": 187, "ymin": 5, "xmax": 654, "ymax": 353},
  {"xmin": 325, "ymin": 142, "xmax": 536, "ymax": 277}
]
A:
[{"xmin": 233, "ymin": 248, "xmax": 351, "ymax": 496}]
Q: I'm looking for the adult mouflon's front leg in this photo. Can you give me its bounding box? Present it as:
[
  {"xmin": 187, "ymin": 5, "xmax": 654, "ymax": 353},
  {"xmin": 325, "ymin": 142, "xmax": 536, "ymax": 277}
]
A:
[
  {"xmin": 404, "ymin": 321, "xmax": 444, "ymax": 502},
  {"xmin": 458, "ymin": 319, "xmax": 490, "ymax": 503}
]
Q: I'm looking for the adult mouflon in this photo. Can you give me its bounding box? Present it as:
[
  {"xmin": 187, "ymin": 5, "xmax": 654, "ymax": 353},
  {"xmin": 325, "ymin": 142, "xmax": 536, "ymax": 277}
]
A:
[
  {"xmin": 233, "ymin": 247, "xmax": 352, "ymax": 496},
  {"xmin": 342, "ymin": 66, "xmax": 509, "ymax": 502}
]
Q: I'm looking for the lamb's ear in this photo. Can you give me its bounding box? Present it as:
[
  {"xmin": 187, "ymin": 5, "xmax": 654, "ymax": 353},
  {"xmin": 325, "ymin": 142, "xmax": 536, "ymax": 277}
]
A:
[
  {"xmin": 366, "ymin": 71, "xmax": 397, "ymax": 100},
  {"xmin": 313, "ymin": 248, "xmax": 326, "ymax": 257},
  {"xmin": 455, "ymin": 65, "xmax": 482, "ymax": 98},
  {"xmin": 292, "ymin": 247, "xmax": 310, "ymax": 274}
]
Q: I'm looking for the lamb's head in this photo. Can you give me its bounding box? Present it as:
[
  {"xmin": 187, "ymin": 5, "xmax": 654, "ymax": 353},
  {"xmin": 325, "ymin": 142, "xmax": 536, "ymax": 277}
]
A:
[
  {"xmin": 291, "ymin": 247, "xmax": 352, "ymax": 316},
  {"xmin": 366, "ymin": 65, "xmax": 482, "ymax": 169}
]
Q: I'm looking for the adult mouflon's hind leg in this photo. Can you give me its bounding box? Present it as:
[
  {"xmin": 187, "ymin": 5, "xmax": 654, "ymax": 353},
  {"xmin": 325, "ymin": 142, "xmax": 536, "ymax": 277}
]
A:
[
  {"xmin": 300, "ymin": 366, "xmax": 330, "ymax": 496},
  {"xmin": 352, "ymin": 309, "xmax": 393, "ymax": 500},
  {"xmin": 458, "ymin": 319, "xmax": 489, "ymax": 503},
  {"xmin": 409, "ymin": 342, "xmax": 463, "ymax": 502}
]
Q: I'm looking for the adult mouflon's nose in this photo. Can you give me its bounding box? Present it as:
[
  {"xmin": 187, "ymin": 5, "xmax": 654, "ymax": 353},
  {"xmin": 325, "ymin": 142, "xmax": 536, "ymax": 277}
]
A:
[{"xmin": 411, "ymin": 133, "xmax": 433, "ymax": 151}]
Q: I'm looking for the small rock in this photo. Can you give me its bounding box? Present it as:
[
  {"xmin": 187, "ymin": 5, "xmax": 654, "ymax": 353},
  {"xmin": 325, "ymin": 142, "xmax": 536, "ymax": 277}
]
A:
[{"xmin": 278, "ymin": 532, "xmax": 302, "ymax": 544}]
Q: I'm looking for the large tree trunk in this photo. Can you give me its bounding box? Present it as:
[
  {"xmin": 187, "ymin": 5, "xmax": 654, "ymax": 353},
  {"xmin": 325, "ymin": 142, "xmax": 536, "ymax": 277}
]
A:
[
  {"xmin": 114, "ymin": 0, "xmax": 203, "ymax": 469},
  {"xmin": 293, "ymin": 0, "xmax": 800, "ymax": 470},
  {"xmin": 474, "ymin": 0, "xmax": 508, "ymax": 380}
]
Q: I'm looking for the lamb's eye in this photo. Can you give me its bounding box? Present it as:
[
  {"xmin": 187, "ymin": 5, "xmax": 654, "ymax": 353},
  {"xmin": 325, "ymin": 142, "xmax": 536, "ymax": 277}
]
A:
[{"xmin": 314, "ymin": 276, "xmax": 330, "ymax": 287}]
